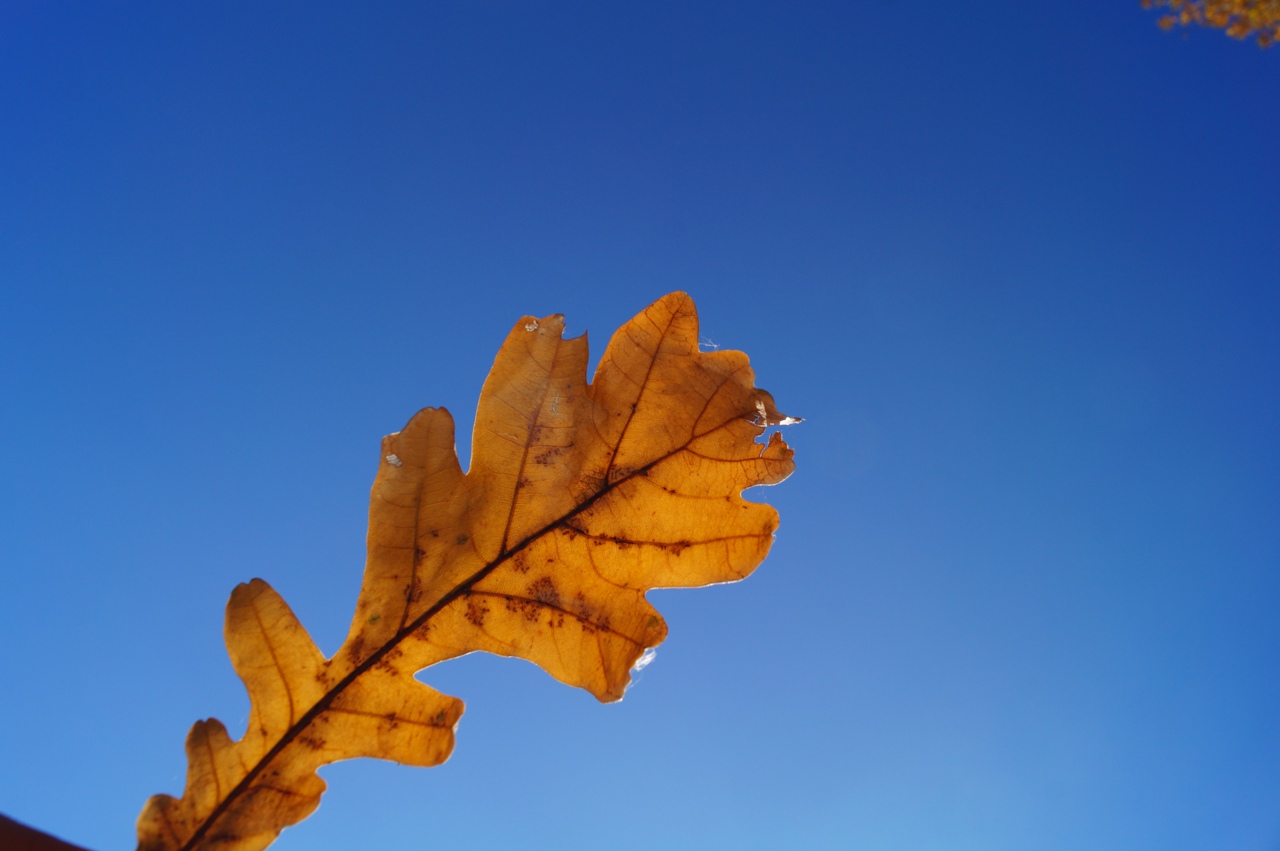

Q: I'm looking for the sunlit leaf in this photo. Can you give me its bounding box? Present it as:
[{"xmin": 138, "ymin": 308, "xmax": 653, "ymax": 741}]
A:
[{"xmin": 136, "ymin": 292, "xmax": 797, "ymax": 851}]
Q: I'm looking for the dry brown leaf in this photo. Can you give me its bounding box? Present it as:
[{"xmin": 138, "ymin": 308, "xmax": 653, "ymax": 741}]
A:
[{"xmin": 136, "ymin": 292, "xmax": 797, "ymax": 851}]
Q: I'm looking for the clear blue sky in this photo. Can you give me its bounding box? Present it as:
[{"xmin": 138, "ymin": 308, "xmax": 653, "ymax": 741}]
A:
[{"xmin": 2, "ymin": 3, "xmax": 1277, "ymax": 849}]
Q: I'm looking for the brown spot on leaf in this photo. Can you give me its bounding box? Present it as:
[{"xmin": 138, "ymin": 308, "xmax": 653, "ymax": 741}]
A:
[
  {"xmin": 533, "ymin": 447, "xmax": 562, "ymax": 465},
  {"xmin": 346, "ymin": 636, "xmax": 366, "ymax": 665},
  {"xmin": 297, "ymin": 735, "xmax": 325, "ymax": 752},
  {"xmin": 504, "ymin": 596, "xmax": 541, "ymax": 622},
  {"xmin": 464, "ymin": 594, "xmax": 489, "ymax": 627},
  {"xmin": 527, "ymin": 576, "xmax": 561, "ymax": 609}
]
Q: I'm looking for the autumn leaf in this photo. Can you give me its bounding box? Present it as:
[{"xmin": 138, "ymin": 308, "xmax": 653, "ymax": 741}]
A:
[
  {"xmin": 136, "ymin": 292, "xmax": 797, "ymax": 851},
  {"xmin": 1143, "ymin": 0, "xmax": 1280, "ymax": 46}
]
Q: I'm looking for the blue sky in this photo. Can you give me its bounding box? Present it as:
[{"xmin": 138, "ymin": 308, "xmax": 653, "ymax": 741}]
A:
[{"xmin": 2, "ymin": 2, "xmax": 1278, "ymax": 849}]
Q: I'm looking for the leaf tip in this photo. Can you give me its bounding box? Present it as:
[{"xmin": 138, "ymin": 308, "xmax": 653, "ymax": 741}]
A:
[
  {"xmin": 653, "ymin": 290, "xmax": 697, "ymax": 321},
  {"xmin": 233, "ymin": 577, "xmax": 272, "ymax": 596},
  {"xmin": 516, "ymin": 312, "xmax": 566, "ymax": 337}
]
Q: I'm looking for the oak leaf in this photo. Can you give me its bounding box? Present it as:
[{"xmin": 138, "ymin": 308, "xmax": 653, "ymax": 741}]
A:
[{"xmin": 136, "ymin": 292, "xmax": 797, "ymax": 851}]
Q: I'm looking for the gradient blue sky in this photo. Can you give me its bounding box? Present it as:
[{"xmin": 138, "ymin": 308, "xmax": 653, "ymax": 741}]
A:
[{"xmin": 2, "ymin": 3, "xmax": 1278, "ymax": 850}]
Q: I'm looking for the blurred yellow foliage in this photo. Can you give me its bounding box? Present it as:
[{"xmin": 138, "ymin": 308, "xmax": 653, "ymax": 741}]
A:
[{"xmin": 1143, "ymin": 0, "xmax": 1280, "ymax": 46}]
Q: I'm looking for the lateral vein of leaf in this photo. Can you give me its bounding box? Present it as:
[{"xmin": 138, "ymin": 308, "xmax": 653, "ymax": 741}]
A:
[
  {"xmin": 324, "ymin": 706, "xmax": 451, "ymax": 729},
  {"xmin": 558, "ymin": 526, "xmax": 767, "ymax": 547},
  {"xmin": 256, "ymin": 784, "xmax": 304, "ymax": 798},
  {"xmin": 691, "ymin": 363, "xmax": 749, "ymax": 434},
  {"xmin": 630, "ymin": 477, "xmax": 749, "ymax": 501},
  {"xmin": 603, "ymin": 308, "xmax": 676, "ymax": 481},
  {"xmin": 203, "ymin": 733, "xmax": 221, "ymax": 807},
  {"xmin": 158, "ymin": 796, "xmax": 179, "ymax": 844},
  {"xmin": 500, "ymin": 337, "xmax": 560, "ymax": 553},
  {"xmin": 401, "ymin": 422, "xmax": 434, "ymax": 633},
  {"xmin": 682, "ymin": 447, "xmax": 780, "ymax": 463},
  {"xmin": 178, "ymin": 409, "xmax": 746, "ymax": 851},
  {"xmin": 468, "ymin": 590, "xmax": 639, "ymax": 642},
  {"xmin": 250, "ymin": 595, "xmax": 296, "ymax": 726}
]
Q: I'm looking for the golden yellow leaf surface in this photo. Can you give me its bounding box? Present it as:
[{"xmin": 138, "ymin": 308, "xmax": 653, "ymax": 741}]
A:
[{"xmin": 136, "ymin": 292, "xmax": 797, "ymax": 851}]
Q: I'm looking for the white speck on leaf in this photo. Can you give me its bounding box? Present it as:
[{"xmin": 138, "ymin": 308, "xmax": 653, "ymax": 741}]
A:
[
  {"xmin": 524, "ymin": 320, "xmax": 539, "ymax": 332},
  {"xmin": 385, "ymin": 454, "xmax": 403, "ymax": 467}
]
